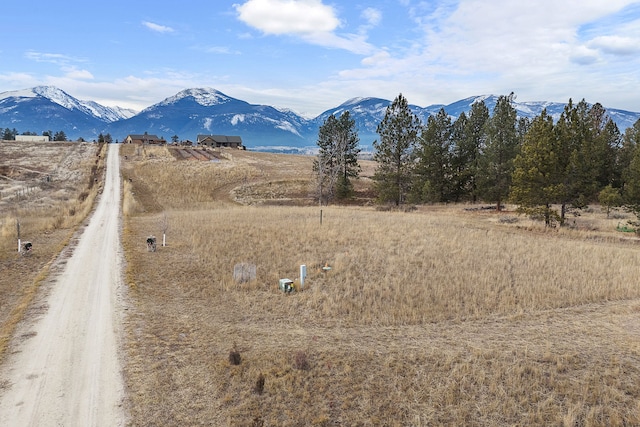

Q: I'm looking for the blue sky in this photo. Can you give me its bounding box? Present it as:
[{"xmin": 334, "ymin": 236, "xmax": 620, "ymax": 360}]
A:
[{"xmin": 2, "ymin": 0, "xmax": 640, "ymax": 116}]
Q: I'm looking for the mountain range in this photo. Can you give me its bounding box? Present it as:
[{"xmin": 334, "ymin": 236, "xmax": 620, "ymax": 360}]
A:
[{"xmin": 1, "ymin": 86, "xmax": 639, "ymax": 151}]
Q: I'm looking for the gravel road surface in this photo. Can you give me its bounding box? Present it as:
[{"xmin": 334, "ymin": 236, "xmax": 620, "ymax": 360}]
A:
[{"xmin": 0, "ymin": 143, "xmax": 126, "ymax": 426}]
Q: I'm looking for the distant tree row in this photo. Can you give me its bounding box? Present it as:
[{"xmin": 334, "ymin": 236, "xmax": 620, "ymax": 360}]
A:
[
  {"xmin": 97, "ymin": 133, "xmax": 113, "ymax": 143},
  {"xmin": 1, "ymin": 128, "xmax": 70, "ymax": 141},
  {"xmin": 0, "ymin": 128, "xmax": 118, "ymax": 143},
  {"xmin": 315, "ymin": 92, "xmax": 640, "ymax": 226}
]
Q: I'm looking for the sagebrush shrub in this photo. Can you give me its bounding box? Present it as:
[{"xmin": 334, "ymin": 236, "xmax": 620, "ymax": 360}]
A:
[
  {"xmin": 294, "ymin": 350, "xmax": 310, "ymax": 370},
  {"xmin": 254, "ymin": 373, "xmax": 265, "ymax": 394},
  {"xmin": 229, "ymin": 348, "xmax": 241, "ymax": 366}
]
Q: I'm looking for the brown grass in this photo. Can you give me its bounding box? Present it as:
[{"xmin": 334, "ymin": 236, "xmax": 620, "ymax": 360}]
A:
[
  {"xmin": 120, "ymin": 145, "xmax": 640, "ymax": 426},
  {"xmin": 0, "ymin": 141, "xmax": 105, "ymax": 362}
]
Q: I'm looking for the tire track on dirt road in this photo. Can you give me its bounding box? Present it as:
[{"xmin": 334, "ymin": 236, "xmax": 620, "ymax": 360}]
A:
[{"xmin": 0, "ymin": 143, "xmax": 126, "ymax": 426}]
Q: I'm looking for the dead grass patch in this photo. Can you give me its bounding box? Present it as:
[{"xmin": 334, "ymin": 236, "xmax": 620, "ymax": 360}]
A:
[
  {"xmin": 120, "ymin": 147, "xmax": 640, "ymax": 426},
  {"xmin": 0, "ymin": 141, "xmax": 105, "ymax": 362}
]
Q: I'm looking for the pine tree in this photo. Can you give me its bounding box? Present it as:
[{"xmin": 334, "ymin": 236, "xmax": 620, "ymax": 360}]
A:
[
  {"xmin": 373, "ymin": 94, "xmax": 421, "ymax": 206},
  {"xmin": 580, "ymin": 103, "xmax": 616, "ymax": 191},
  {"xmin": 554, "ymin": 99, "xmax": 582, "ymax": 222},
  {"xmin": 314, "ymin": 114, "xmax": 339, "ymax": 205},
  {"xmin": 619, "ymin": 119, "xmax": 640, "ymax": 190},
  {"xmin": 599, "ymin": 185, "xmax": 623, "ymax": 218},
  {"xmin": 413, "ymin": 108, "xmax": 452, "ymax": 203},
  {"xmin": 454, "ymin": 100, "xmax": 490, "ymax": 202},
  {"xmin": 510, "ymin": 109, "xmax": 562, "ymax": 226},
  {"xmin": 554, "ymin": 99, "xmax": 618, "ymax": 223},
  {"xmin": 590, "ymin": 106, "xmax": 621, "ymax": 189},
  {"xmin": 449, "ymin": 111, "xmax": 469, "ymax": 202},
  {"xmin": 313, "ymin": 111, "xmax": 360, "ymax": 204},
  {"xmin": 622, "ymin": 138, "xmax": 640, "ymax": 224},
  {"xmin": 335, "ymin": 111, "xmax": 361, "ymax": 199},
  {"xmin": 53, "ymin": 131, "xmax": 67, "ymax": 141},
  {"xmin": 478, "ymin": 93, "xmax": 519, "ymax": 211},
  {"xmin": 2, "ymin": 128, "xmax": 15, "ymax": 140}
]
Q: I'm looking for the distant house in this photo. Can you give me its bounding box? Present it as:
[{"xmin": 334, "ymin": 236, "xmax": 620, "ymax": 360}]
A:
[
  {"xmin": 123, "ymin": 134, "xmax": 166, "ymax": 145},
  {"xmin": 16, "ymin": 135, "xmax": 49, "ymax": 142},
  {"xmin": 197, "ymin": 134, "xmax": 244, "ymax": 149}
]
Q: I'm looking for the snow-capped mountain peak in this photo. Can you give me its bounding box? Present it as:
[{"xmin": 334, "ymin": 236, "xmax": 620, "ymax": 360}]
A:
[
  {"xmin": 80, "ymin": 101, "xmax": 137, "ymax": 122},
  {"xmin": 1, "ymin": 85, "xmax": 639, "ymax": 149},
  {"xmin": 341, "ymin": 97, "xmax": 369, "ymax": 106},
  {"xmin": 0, "ymin": 86, "xmax": 136, "ymax": 122},
  {"xmin": 158, "ymin": 87, "xmax": 233, "ymax": 107},
  {"xmin": 32, "ymin": 86, "xmax": 82, "ymax": 110},
  {"xmin": 0, "ymin": 85, "xmax": 79, "ymax": 109},
  {"xmin": 471, "ymin": 95, "xmax": 492, "ymax": 105}
]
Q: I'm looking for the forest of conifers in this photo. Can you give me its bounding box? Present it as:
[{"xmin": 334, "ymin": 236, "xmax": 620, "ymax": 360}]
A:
[{"xmin": 318, "ymin": 93, "xmax": 640, "ymax": 226}]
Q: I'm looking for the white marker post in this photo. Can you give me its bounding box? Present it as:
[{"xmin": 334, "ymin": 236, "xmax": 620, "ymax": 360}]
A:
[{"xmin": 300, "ymin": 264, "xmax": 307, "ymax": 290}]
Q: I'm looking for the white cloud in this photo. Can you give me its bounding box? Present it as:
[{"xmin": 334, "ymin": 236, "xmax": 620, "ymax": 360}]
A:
[
  {"xmin": 0, "ymin": 72, "xmax": 198, "ymax": 111},
  {"xmin": 142, "ymin": 21, "xmax": 175, "ymax": 34},
  {"xmin": 234, "ymin": 0, "xmax": 374, "ymax": 54},
  {"xmin": 235, "ymin": 0, "xmax": 339, "ymax": 35},
  {"xmin": 24, "ymin": 51, "xmax": 86, "ymax": 66},
  {"xmin": 588, "ymin": 35, "xmax": 640, "ymax": 55},
  {"xmin": 570, "ymin": 46, "xmax": 600, "ymax": 65},
  {"xmin": 63, "ymin": 68, "xmax": 94, "ymax": 80},
  {"xmin": 448, "ymin": 1, "xmax": 639, "ymax": 68},
  {"xmin": 325, "ymin": 0, "xmax": 640, "ymax": 110},
  {"xmin": 304, "ymin": 32, "xmax": 372, "ymax": 54},
  {"xmin": 361, "ymin": 8, "xmax": 382, "ymax": 27},
  {"xmin": 360, "ymin": 50, "xmax": 391, "ymax": 67},
  {"xmin": 67, "ymin": 76, "xmax": 189, "ymax": 110},
  {"xmin": 5, "ymin": 0, "xmax": 640, "ymax": 118},
  {"xmin": 205, "ymin": 46, "xmax": 235, "ymax": 54},
  {"xmin": 0, "ymin": 72, "xmax": 39, "ymax": 89},
  {"xmin": 192, "ymin": 45, "xmax": 240, "ymax": 55}
]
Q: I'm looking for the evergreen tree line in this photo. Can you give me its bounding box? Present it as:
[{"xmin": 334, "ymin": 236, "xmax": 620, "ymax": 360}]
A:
[
  {"xmin": 1, "ymin": 127, "xmax": 114, "ymax": 143},
  {"xmin": 316, "ymin": 92, "xmax": 640, "ymax": 226},
  {"xmin": 2, "ymin": 128, "xmax": 69, "ymax": 141}
]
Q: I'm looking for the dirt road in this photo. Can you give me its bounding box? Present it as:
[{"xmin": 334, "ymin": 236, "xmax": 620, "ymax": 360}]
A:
[{"xmin": 0, "ymin": 143, "xmax": 126, "ymax": 426}]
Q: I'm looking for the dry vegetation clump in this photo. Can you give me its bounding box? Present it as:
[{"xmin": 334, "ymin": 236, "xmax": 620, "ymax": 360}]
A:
[
  {"xmin": 121, "ymin": 146, "xmax": 640, "ymax": 426},
  {"xmin": 0, "ymin": 141, "xmax": 105, "ymax": 360},
  {"xmin": 229, "ymin": 344, "xmax": 242, "ymax": 366}
]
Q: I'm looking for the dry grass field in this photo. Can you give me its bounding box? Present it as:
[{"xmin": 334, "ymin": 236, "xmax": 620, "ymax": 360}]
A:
[
  {"xmin": 120, "ymin": 144, "xmax": 640, "ymax": 426},
  {"xmin": 0, "ymin": 141, "xmax": 104, "ymax": 360}
]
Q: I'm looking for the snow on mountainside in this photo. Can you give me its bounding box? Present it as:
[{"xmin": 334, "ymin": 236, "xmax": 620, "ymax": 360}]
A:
[
  {"xmin": 81, "ymin": 101, "xmax": 137, "ymax": 122},
  {"xmin": 107, "ymin": 87, "xmax": 311, "ymax": 147},
  {"xmin": 0, "ymin": 86, "xmax": 135, "ymax": 122},
  {"xmin": 154, "ymin": 87, "xmax": 233, "ymax": 109},
  {"xmin": 1, "ymin": 86, "xmax": 639, "ymax": 148}
]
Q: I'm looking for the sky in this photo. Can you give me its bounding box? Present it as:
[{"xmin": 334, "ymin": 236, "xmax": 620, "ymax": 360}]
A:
[{"xmin": 2, "ymin": 0, "xmax": 640, "ymax": 117}]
